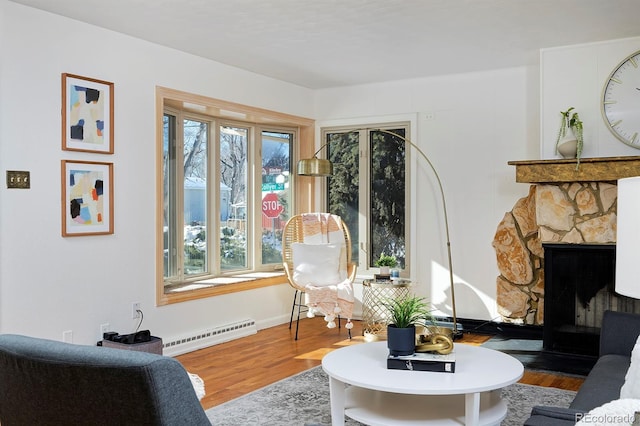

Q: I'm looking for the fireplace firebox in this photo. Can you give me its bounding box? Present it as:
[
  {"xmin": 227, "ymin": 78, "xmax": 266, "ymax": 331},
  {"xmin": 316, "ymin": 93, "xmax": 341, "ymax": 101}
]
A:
[{"xmin": 543, "ymin": 243, "xmax": 640, "ymax": 356}]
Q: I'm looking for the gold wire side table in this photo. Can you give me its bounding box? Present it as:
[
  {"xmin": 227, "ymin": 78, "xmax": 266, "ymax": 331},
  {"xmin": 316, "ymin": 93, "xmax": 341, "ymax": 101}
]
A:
[{"xmin": 362, "ymin": 279, "xmax": 411, "ymax": 342}]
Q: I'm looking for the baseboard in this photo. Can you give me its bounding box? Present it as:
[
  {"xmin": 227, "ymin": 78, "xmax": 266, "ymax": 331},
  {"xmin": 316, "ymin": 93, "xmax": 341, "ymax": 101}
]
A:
[
  {"xmin": 163, "ymin": 319, "xmax": 257, "ymax": 357},
  {"xmin": 256, "ymin": 314, "xmax": 292, "ymax": 331}
]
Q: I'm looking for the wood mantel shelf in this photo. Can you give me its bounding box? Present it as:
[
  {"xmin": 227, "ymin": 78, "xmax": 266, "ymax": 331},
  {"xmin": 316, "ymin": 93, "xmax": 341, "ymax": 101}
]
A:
[{"xmin": 508, "ymin": 156, "xmax": 640, "ymax": 183}]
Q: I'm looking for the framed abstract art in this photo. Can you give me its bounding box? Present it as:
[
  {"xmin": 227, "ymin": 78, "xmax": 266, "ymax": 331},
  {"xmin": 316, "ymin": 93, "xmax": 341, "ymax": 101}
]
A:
[
  {"xmin": 61, "ymin": 160, "xmax": 114, "ymax": 237},
  {"xmin": 61, "ymin": 73, "xmax": 114, "ymax": 154}
]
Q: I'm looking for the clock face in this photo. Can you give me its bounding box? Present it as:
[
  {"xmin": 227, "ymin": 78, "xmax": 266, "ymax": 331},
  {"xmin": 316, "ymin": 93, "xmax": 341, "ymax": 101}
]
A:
[{"xmin": 602, "ymin": 50, "xmax": 640, "ymax": 149}]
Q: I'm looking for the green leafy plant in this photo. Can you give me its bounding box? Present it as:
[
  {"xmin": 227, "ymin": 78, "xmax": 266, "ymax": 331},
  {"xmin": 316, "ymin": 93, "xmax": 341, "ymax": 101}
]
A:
[
  {"xmin": 383, "ymin": 295, "xmax": 433, "ymax": 329},
  {"xmin": 555, "ymin": 107, "xmax": 584, "ymax": 170},
  {"xmin": 374, "ymin": 252, "xmax": 398, "ymax": 268}
]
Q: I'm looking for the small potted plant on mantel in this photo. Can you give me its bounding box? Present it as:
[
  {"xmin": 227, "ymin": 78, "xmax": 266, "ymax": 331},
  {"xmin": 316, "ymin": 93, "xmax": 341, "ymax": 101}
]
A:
[
  {"xmin": 375, "ymin": 252, "xmax": 398, "ymax": 275},
  {"xmin": 555, "ymin": 106, "xmax": 584, "ymax": 170},
  {"xmin": 384, "ymin": 295, "xmax": 433, "ymax": 357}
]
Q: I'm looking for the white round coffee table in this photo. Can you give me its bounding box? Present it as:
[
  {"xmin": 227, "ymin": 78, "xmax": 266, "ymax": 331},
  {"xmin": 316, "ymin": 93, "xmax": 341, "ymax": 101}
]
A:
[{"xmin": 322, "ymin": 341, "xmax": 523, "ymax": 426}]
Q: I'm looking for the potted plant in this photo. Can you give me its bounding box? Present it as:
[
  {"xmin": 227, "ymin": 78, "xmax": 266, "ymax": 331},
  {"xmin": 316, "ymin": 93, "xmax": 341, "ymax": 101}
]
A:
[
  {"xmin": 555, "ymin": 107, "xmax": 584, "ymax": 169},
  {"xmin": 375, "ymin": 252, "xmax": 398, "ymax": 275},
  {"xmin": 384, "ymin": 295, "xmax": 433, "ymax": 356}
]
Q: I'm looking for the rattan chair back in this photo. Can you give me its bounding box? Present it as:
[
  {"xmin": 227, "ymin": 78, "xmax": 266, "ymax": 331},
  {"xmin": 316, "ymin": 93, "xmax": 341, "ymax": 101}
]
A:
[{"xmin": 282, "ymin": 214, "xmax": 356, "ymax": 291}]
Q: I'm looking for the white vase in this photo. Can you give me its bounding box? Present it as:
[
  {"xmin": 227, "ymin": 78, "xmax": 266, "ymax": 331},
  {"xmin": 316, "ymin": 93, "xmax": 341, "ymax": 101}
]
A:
[
  {"xmin": 557, "ymin": 136, "xmax": 578, "ymax": 159},
  {"xmin": 380, "ymin": 266, "xmax": 390, "ymax": 275}
]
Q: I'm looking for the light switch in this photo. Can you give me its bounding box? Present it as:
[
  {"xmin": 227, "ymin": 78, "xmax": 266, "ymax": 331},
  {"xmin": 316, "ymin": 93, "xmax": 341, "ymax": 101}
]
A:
[{"xmin": 6, "ymin": 171, "xmax": 30, "ymax": 189}]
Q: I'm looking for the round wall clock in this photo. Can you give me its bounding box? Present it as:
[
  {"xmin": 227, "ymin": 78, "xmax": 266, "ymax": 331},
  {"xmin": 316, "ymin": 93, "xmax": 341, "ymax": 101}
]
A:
[{"xmin": 602, "ymin": 50, "xmax": 640, "ymax": 149}]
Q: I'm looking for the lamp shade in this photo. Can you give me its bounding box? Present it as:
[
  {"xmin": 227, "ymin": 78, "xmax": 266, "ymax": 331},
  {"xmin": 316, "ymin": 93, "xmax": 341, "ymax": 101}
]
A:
[
  {"xmin": 297, "ymin": 157, "xmax": 333, "ymax": 177},
  {"xmin": 615, "ymin": 176, "xmax": 640, "ymax": 298}
]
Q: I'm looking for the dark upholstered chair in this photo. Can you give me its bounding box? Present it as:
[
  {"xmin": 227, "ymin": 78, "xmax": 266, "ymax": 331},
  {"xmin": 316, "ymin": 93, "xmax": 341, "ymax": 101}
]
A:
[
  {"xmin": 525, "ymin": 310, "xmax": 640, "ymax": 425},
  {"xmin": 0, "ymin": 334, "xmax": 210, "ymax": 426}
]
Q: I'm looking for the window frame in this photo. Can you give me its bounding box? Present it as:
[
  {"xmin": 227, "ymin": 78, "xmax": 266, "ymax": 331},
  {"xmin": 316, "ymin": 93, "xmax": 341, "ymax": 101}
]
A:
[
  {"xmin": 156, "ymin": 87, "xmax": 315, "ymax": 306},
  {"xmin": 163, "ymin": 109, "xmax": 216, "ymax": 281},
  {"xmin": 320, "ymin": 122, "xmax": 413, "ymax": 277}
]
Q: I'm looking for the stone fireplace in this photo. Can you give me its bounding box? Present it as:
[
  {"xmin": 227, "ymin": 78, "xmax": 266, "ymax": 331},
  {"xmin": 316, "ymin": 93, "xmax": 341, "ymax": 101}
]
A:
[{"xmin": 493, "ymin": 156, "xmax": 640, "ymax": 327}]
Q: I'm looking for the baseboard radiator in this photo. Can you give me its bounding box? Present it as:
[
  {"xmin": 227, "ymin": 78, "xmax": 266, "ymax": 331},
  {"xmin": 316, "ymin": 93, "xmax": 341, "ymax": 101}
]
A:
[{"xmin": 162, "ymin": 319, "xmax": 257, "ymax": 357}]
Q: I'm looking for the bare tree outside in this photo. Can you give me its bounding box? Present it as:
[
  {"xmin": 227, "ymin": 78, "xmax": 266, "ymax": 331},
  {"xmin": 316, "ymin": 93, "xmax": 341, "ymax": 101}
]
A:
[
  {"xmin": 220, "ymin": 126, "xmax": 248, "ymax": 270},
  {"xmin": 182, "ymin": 119, "xmax": 209, "ymax": 275},
  {"xmin": 163, "ymin": 113, "xmax": 293, "ymax": 286}
]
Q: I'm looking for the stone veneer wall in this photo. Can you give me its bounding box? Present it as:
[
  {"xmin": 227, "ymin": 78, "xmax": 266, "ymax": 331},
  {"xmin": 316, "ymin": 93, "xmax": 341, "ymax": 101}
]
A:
[{"xmin": 492, "ymin": 182, "xmax": 618, "ymax": 325}]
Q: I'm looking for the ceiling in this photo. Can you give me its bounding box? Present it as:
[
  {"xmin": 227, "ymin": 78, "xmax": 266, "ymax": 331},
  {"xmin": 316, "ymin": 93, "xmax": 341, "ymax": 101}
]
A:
[{"xmin": 9, "ymin": 0, "xmax": 640, "ymax": 89}]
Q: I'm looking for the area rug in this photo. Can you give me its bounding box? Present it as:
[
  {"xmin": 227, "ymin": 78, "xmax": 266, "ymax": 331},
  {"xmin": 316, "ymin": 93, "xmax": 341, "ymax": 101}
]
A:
[{"xmin": 206, "ymin": 366, "xmax": 576, "ymax": 425}]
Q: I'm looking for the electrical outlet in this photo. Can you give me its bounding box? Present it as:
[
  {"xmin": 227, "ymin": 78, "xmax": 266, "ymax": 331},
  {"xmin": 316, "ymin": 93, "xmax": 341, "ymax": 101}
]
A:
[
  {"xmin": 100, "ymin": 323, "xmax": 110, "ymax": 339},
  {"xmin": 62, "ymin": 330, "xmax": 73, "ymax": 343},
  {"xmin": 132, "ymin": 302, "xmax": 141, "ymax": 319}
]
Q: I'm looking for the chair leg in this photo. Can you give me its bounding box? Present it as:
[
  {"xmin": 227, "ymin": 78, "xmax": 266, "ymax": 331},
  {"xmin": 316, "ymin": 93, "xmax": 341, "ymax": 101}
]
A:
[
  {"xmin": 290, "ymin": 290, "xmax": 351, "ymax": 340},
  {"xmin": 289, "ymin": 290, "xmax": 298, "ymax": 330},
  {"xmin": 335, "ymin": 315, "xmax": 352, "ymax": 339},
  {"xmin": 294, "ymin": 290, "xmax": 304, "ymax": 340},
  {"xmin": 289, "ymin": 290, "xmax": 308, "ymax": 340}
]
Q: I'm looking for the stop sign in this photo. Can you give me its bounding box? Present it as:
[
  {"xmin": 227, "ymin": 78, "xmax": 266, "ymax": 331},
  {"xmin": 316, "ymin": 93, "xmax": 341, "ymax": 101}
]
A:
[{"xmin": 262, "ymin": 192, "xmax": 283, "ymax": 218}]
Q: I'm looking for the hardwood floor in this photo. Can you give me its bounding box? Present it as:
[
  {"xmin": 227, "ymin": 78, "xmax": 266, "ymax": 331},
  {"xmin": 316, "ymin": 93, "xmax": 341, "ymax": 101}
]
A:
[{"xmin": 176, "ymin": 317, "xmax": 584, "ymax": 410}]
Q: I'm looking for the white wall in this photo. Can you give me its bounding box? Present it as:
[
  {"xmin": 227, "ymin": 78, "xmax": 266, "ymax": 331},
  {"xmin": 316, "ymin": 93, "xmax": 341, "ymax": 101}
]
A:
[
  {"xmin": 2, "ymin": 1, "xmax": 636, "ymax": 341},
  {"xmin": 541, "ymin": 37, "xmax": 640, "ymax": 158},
  {"xmin": 314, "ymin": 36, "xmax": 640, "ymax": 323},
  {"xmin": 0, "ymin": 1, "xmax": 314, "ymax": 345},
  {"xmin": 315, "ymin": 67, "xmax": 541, "ymax": 322}
]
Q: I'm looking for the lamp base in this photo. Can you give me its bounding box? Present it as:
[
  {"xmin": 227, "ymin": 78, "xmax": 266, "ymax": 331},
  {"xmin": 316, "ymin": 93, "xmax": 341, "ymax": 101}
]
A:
[{"xmin": 432, "ymin": 319, "xmax": 464, "ymax": 340}]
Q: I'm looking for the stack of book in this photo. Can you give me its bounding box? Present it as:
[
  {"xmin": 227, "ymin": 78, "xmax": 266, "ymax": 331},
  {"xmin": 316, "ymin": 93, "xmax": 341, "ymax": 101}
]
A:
[
  {"xmin": 387, "ymin": 350, "xmax": 456, "ymax": 373},
  {"xmin": 373, "ymin": 274, "xmax": 391, "ymax": 281}
]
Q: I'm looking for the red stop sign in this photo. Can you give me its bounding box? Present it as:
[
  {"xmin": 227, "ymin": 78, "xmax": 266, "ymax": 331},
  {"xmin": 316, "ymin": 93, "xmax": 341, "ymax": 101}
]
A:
[{"xmin": 262, "ymin": 193, "xmax": 283, "ymax": 218}]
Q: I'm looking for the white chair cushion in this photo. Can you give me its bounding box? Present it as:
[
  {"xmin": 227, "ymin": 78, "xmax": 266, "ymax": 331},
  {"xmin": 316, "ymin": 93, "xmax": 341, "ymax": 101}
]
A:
[
  {"xmin": 620, "ymin": 335, "xmax": 640, "ymax": 398},
  {"xmin": 292, "ymin": 242, "xmax": 342, "ymax": 287}
]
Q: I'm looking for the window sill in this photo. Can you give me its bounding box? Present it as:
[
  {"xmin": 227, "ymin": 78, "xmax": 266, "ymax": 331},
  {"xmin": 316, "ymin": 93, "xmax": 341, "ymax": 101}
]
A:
[{"xmin": 158, "ymin": 272, "xmax": 287, "ymax": 306}]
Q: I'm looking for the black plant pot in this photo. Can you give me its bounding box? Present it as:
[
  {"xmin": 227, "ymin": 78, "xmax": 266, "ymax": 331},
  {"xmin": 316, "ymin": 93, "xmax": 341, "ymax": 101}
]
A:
[{"xmin": 387, "ymin": 324, "xmax": 416, "ymax": 356}]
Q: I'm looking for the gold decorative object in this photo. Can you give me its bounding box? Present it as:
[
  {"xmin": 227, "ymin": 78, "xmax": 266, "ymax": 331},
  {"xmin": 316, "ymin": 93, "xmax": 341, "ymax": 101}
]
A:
[{"xmin": 415, "ymin": 325, "xmax": 454, "ymax": 355}]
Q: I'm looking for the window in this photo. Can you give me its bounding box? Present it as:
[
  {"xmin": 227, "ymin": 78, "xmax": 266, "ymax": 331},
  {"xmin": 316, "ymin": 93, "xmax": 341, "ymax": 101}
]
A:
[
  {"xmin": 324, "ymin": 125, "xmax": 408, "ymax": 273},
  {"xmin": 157, "ymin": 87, "xmax": 313, "ymax": 305},
  {"xmin": 261, "ymin": 131, "xmax": 293, "ymax": 265}
]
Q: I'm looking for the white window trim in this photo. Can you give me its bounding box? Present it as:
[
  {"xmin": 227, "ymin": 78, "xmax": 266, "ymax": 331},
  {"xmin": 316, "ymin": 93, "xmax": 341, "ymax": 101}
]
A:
[{"xmin": 316, "ymin": 114, "xmax": 418, "ymax": 280}]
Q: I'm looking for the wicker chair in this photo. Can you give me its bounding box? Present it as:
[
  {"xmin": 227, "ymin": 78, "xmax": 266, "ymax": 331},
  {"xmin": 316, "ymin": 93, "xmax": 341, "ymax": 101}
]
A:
[{"xmin": 282, "ymin": 213, "xmax": 357, "ymax": 340}]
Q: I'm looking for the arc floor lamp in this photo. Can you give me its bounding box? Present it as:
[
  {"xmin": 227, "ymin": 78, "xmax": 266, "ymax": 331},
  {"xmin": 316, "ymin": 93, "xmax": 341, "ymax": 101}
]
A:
[{"xmin": 297, "ymin": 128, "xmax": 460, "ymax": 338}]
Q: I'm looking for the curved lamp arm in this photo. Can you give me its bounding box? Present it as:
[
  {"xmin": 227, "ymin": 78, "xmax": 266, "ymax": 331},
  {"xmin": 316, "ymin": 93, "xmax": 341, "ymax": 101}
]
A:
[
  {"xmin": 297, "ymin": 128, "xmax": 459, "ymax": 337},
  {"xmin": 372, "ymin": 129, "xmax": 458, "ymax": 337}
]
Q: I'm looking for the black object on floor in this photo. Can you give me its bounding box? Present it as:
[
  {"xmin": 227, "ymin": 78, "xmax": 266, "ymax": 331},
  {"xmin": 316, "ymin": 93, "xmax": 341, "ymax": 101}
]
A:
[{"xmin": 481, "ymin": 336, "xmax": 596, "ymax": 376}]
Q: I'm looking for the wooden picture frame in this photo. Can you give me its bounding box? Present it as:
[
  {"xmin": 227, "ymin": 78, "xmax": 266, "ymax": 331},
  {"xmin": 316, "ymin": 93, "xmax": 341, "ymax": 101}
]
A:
[
  {"xmin": 61, "ymin": 160, "xmax": 114, "ymax": 237},
  {"xmin": 62, "ymin": 73, "xmax": 114, "ymax": 154}
]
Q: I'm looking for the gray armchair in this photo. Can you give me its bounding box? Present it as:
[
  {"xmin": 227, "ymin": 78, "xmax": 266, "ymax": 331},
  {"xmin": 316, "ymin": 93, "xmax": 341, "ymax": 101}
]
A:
[
  {"xmin": 525, "ymin": 310, "xmax": 640, "ymax": 425},
  {"xmin": 0, "ymin": 334, "xmax": 211, "ymax": 426}
]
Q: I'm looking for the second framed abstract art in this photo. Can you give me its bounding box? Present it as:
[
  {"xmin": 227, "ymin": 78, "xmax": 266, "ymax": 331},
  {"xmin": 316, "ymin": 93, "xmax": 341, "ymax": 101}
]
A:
[{"xmin": 61, "ymin": 160, "xmax": 113, "ymax": 237}]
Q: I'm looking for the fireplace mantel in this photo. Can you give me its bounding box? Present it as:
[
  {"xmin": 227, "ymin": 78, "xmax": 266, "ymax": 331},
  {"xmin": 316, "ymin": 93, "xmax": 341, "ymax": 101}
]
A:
[
  {"xmin": 508, "ymin": 156, "xmax": 640, "ymax": 183},
  {"xmin": 495, "ymin": 157, "xmax": 633, "ymax": 325}
]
